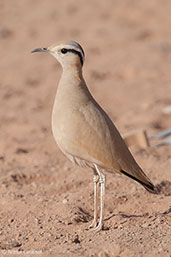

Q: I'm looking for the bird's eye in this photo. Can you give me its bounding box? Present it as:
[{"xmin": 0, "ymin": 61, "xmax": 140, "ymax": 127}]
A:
[{"xmin": 61, "ymin": 48, "xmax": 68, "ymax": 54}]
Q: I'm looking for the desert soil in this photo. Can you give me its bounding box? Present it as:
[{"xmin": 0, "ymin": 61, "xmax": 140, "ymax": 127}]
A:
[{"xmin": 0, "ymin": 0, "xmax": 171, "ymax": 256}]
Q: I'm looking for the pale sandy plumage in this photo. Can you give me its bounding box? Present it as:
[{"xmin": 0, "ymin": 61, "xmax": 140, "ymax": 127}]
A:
[{"xmin": 32, "ymin": 41, "xmax": 155, "ymax": 231}]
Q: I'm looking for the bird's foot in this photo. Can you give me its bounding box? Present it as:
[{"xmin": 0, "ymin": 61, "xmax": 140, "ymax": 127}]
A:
[
  {"xmin": 89, "ymin": 219, "xmax": 97, "ymax": 229},
  {"xmin": 92, "ymin": 222, "xmax": 103, "ymax": 232},
  {"xmin": 89, "ymin": 221, "xmax": 103, "ymax": 232}
]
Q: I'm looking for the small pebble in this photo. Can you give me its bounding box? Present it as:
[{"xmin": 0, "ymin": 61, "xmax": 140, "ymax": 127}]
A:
[
  {"xmin": 10, "ymin": 240, "xmax": 22, "ymax": 247},
  {"xmin": 15, "ymin": 148, "xmax": 28, "ymax": 154},
  {"xmin": 62, "ymin": 199, "xmax": 68, "ymax": 204},
  {"xmin": 73, "ymin": 235, "xmax": 80, "ymax": 244}
]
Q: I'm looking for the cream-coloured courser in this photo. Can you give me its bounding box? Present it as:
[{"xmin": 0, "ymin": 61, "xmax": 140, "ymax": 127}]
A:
[{"xmin": 32, "ymin": 41, "xmax": 155, "ymax": 232}]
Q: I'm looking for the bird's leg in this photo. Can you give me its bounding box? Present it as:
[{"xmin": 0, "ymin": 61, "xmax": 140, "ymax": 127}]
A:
[
  {"xmin": 89, "ymin": 172, "xmax": 99, "ymax": 229},
  {"xmin": 93, "ymin": 164, "xmax": 105, "ymax": 232}
]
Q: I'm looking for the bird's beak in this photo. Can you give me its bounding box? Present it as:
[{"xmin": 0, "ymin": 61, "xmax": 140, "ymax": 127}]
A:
[{"xmin": 31, "ymin": 47, "xmax": 49, "ymax": 53}]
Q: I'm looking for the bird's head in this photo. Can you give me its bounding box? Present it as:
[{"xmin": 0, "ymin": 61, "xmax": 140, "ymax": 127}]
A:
[{"xmin": 32, "ymin": 40, "xmax": 85, "ymax": 68}]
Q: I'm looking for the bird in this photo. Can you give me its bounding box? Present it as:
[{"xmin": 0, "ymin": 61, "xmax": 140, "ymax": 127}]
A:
[{"xmin": 32, "ymin": 40, "xmax": 155, "ymax": 232}]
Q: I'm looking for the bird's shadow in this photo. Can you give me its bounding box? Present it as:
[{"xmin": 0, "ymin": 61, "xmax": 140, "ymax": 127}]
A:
[
  {"xmin": 105, "ymin": 207, "xmax": 171, "ymax": 222},
  {"xmin": 104, "ymin": 212, "xmax": 148, "ymax": 221},
  {"xmin": 105, "ymin": 180, "xmax": 171, "ymax": 222},
  {"xmin": 155, "ymin": 180, "xmax": 171, "ymax": 196}
]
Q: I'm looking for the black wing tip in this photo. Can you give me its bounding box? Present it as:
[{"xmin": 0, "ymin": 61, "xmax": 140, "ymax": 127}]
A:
[
  {"xmin": 120, "ymin": 169, "xmax": 158, "ymax": 194},
  {"xmin": 143, "ymin": 183, "xmax": 158, "ymax": 194}
]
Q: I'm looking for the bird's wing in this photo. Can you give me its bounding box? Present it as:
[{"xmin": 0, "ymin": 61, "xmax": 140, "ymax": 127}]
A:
[
  {"xmin": 56, "ymin": 98, "xmax": 154, "ymax": 192},
  {"xmin": 59, "ymin": 100, "xmax": 129, "ymax": 171}
]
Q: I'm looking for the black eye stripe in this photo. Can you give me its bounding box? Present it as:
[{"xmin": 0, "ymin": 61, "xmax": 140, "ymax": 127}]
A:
[
  {"xmin": 61, "ymin": 48, "xmax": 84, "ymax": 65},
  {"xmin": 67, "ymin": 49, "xmax": 84, "ymax": 65}
]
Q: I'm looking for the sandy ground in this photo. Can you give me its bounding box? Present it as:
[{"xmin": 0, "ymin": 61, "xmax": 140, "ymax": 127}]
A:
[{"xmin": 0, "ymin": 0, "xmax": 171, "ymax": 256}]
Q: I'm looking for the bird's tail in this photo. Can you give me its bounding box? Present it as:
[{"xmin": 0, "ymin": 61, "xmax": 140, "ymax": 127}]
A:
[{"xmin": 120, "ymin": 169, "xmax": 157, "ymax": 194}]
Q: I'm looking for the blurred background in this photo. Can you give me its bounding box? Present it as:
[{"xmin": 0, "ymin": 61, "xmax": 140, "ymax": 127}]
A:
[
  {"xmin": 0, "ymin": 0, "xmax": 171, "ymax": 256},
  {"xmin": 1, "ymin": 0, "xmax": 171, "ymax": 156}
]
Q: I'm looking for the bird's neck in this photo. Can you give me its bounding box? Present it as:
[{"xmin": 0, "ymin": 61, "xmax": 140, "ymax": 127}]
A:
[
  {"xmin": 62, "ymin": 65, "xmax": 83, "ymax": 81},
  {"xmin": 57, "ymin": 65, "xmax": 85, "ymax": 93},
  {"xmin": 54, "ymin": 65, "xmax": 92, "ymax": 107}
]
